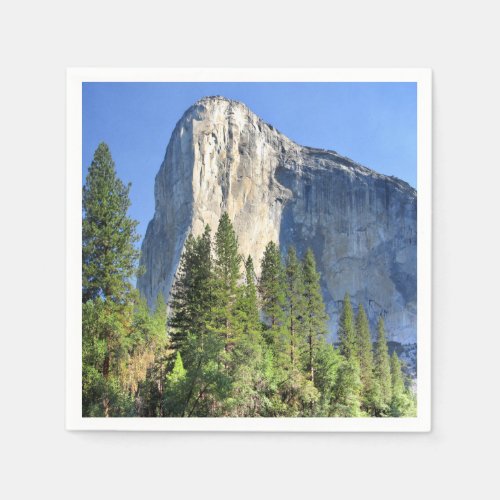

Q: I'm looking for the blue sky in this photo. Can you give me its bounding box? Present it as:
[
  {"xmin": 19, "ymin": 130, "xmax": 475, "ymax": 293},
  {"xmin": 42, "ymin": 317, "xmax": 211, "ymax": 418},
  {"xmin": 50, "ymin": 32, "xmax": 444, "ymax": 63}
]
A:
[{"xmin": 83, "ymin": 82, "xmax": 416, "ymax": 242}]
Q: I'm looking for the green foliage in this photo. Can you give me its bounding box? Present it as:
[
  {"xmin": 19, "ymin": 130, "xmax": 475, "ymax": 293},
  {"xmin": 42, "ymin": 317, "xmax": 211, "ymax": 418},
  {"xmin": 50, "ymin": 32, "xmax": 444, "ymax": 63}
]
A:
[
  {"xmin": 276, "ymin": 369, "xmax": 320, "ymax": 417},
  {"xmin": 259, "ymin": 241, "xmax": 287, "ymax": 343},
  {"xmin": 82, "ymin": 143, "xmax": 168, "ymax": 418},
  {"xmin": 331, "ymin": 358, "xmax": 362, "ymax": 417},
  {"xmin": 285, "ymin": 246, "xmax": 306, "ymax": 369},
  {"xmin": 389, "ymin": 351, "xmax": 417, "ymax": 417},
  {"xmin": 212, "ymin": 212, "xmax": 242, "ymax": 354},
  {"xmin": 133, "ymin": 294, "xmax": 170, "ymax": 417},
  {"xmin": 82, "ymin": 172, "xmax": 418, "ymax": 418},
  {"xmin": 169, "ymin": 226, "xmax": 213, "ymax": 355},
  {"xmin": 239, "ymin": 256, "xmax": 261, "ymax": 338},
  {"xmin": 301, "ymin": 248, "xmax": 329, "ymax": 384},
  {"xmin": 338, "ymin": 293, "xmax": 358, "ymax": 362},
  {"xmin": 224, "ymin": 256, "xmax": 267, "ymax": 416},
  {"xmin": 175, "ymin": 328, "xmax": 230, "ymax": 417},
  {"xmin": 355, "ymin": 304, "xmax": 374, "ymax": 411},
  {"xmin": 163, "ymin": 352, "xmax": 188, "ymax": 416},
  {"xmin": 82, "ymin": 142, "xmax": 140, "ymax": 303},
  {"xmin": 373, "ymin": 317, "xmax": 392, "ymax": 415},
  {"xmin": 390, "ymin": 351, "xmax": 404, "ymax": 397},
  {"xmin": 313, "ymin": 341, "xmax": 342, "ymax": 415},
  {"xmin": 82, "ymin": 298, "xmax": 137, "ymax": 416}
]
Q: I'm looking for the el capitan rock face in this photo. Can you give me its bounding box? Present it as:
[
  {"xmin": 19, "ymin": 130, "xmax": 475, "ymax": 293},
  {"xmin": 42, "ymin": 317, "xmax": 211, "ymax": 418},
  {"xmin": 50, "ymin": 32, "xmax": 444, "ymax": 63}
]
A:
[{"xmin": 137, "ymin": 96, "xmax": 417, "ymax": 344}]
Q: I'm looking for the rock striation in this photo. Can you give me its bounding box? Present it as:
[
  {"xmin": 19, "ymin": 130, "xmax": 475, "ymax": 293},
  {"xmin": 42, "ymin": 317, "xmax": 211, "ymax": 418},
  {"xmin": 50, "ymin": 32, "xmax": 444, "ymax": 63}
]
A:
[{"xmin": 137, "ymin": 96, "xmax": 417, "ymax": 344}]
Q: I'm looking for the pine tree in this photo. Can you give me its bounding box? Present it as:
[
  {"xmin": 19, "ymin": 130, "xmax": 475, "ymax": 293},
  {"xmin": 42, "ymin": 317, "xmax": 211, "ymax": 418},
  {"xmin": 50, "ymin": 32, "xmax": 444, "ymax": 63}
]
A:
[
  {"xmin": 285, "ymin": 246, "xmax": 306, "ymax": 369},
  {"xmin": 373, "ymin": 317, "xmax": 392, "ymax": 415},
  {"xmin": 225, "ymin": 256, "xmax": 266, "ymax": 416},
  {"xmin": 212, "ymin": 212, "xmax": 242, "ymax": 355},
  {"xmin": 168, "ymin": 225, "xmax": 228, "ymax": 416},
  {"xmin": 301, "ymin": 248, "xmax": 329, "ymax": 384},
  {"xmin": 259, "ymin": 241, "xmax": 287, "ymax": 346},
  {"xmin": 82, "ymin": 142, "xmax": 140, "ymax": 303},
  {"xmin": 82, "ymin": 143, "xmax": 142, "ymax": 416},
  {"xmin": 239, "ymin": 256, "xmax": 262, "ymax": 340},
  {"xmin": 390, "ymin": 351, "xmax": 404, "ymax": 399},
  {"xmin": 338, "ymin": 293, "xmax": 357, "ymax": 363},
  {"xmin": 169, "ymin": 225, "xmax": 213, "ymax": 356},
  {"xmin": 331, "ymin": 358, "xmax": 362, "ymax": 417},
  {"xmin": 389, "ymin": 351, "xmax": 416, "ymax": 417},
  {"xmin": 355, "ymin": 304, "xmax": 374, "ymax": 410},
  {"xmin": 313, "ymin": 341, "xmax": 342, "ymax": 416}
]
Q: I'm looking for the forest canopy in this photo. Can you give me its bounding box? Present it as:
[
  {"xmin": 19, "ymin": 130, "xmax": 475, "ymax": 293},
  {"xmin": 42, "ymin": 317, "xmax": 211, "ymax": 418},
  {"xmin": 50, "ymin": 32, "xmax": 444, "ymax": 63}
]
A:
[{"xmin": 82, "ymin": 143, "xmax": 416, "ymax": 418}]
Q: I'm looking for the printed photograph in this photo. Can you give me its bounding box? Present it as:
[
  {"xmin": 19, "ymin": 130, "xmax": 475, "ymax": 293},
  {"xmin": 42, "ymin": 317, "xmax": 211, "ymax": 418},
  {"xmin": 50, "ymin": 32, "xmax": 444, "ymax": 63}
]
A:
[{"xmin": 80, "ymin": 79, "xmax": 420, "ymax": 419}]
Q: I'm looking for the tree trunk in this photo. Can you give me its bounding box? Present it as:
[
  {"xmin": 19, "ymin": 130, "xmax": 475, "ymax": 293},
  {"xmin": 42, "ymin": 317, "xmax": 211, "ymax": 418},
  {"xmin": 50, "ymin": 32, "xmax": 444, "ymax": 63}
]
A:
[{"xmin": 103, "ymin": 397, "xmax": 110, "ymax": 417}]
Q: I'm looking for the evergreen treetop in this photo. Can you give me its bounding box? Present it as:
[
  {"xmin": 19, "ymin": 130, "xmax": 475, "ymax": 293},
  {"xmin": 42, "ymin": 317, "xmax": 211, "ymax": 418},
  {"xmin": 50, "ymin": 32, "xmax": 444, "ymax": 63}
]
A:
[
  {"xmin": 259, "ymin": 241, "xmax": 287, "ymax": 331},
  {"xmin": 212, "ymin": 212, "xmax": 242, "ymax": 354},
  {"xmin": 301, "ymin": 248, "xmax": 329, "ymax": 383},
  {"xmin": 82, "ymin": 142, "xmax": 140, "ymax": 303},
  {"xmin": 169, "ymin": 225, "xmax": 213, "ymax": 354}
]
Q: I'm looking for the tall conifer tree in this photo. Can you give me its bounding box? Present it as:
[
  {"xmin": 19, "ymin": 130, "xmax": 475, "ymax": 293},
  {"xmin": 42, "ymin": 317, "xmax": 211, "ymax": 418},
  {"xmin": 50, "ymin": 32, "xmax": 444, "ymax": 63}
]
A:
[
  {"xmin": 331, "ymin": 357, "xmax": 362, "ymax": 417},
  {"xmin": 389, "ymin": 351, "xmax": 416, "ymax": 417},
  {"xmin": 226, "ymin": 255, "xmax": 266, "ymax": 416},
  {"xmin": 82, "ymin": 142, "xmax": 140, "ymax": 303},
  {"xmin": 169, "ymin": 225, "xmax": 228, "ymax": 416},
  {"xmin": 332, "ymin": 293, "xmax": 363, "ymax": 416},
  {"xmin": 390, "ymin": 351, "xmax": 404, "ymax": 398},
  {"xmin": 285, "ymin": 246, "xmax": 306, "ymax": 368},
  {"xmin": 212, "ymin": 212, "xmax": 242, "ymax": 354},
  {"xmin": 338, "ymin": 293, "xmax": 358, "ymax": 363},
  {"xmin": 82, "ymin": 143, "xmax": 141, "ymax": 416},
  {"xmin": 301, "ymin": 248, "xmax": 329, "ymax": 383},
  {"xmin": 239, "ymin": 256, "xmax": 262, "ymax": 340},
  {"xmin": 355, "ymin": 304, "xmax": 374, "ymax": 409},
  {"xmin": 135, "ymin": 293, "xmax": 170, "ymax": 417},
  {"xmin": 169, "ymin": 225, "xmax": 213, "ymax": 355},
  {"xmin": 259, "ymin": 241, "xmax": 287, "ymax": 346},
  {"xmin": 374, "ymin": 317, "xmax": 392, "ymax": 413}
]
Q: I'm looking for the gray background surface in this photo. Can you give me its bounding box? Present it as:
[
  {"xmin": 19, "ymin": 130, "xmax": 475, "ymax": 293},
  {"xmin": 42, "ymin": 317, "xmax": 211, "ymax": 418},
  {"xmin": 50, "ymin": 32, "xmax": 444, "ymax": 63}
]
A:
[{"xmin": 1, "ymin": 0, "xmax": 498, "ymax": 498}]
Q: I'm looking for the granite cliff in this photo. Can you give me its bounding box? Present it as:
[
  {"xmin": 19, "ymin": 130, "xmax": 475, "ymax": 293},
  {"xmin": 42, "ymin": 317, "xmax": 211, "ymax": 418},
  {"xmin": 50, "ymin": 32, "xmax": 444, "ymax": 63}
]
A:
[{"xmin": 137, "ymin": 96, "xmax": 417, "ymax": 345}]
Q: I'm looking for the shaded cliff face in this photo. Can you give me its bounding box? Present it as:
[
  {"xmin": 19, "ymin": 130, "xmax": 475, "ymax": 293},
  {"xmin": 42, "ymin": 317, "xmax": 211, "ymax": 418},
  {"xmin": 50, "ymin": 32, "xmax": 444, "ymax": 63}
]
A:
[{"xmin": 137, "ymin": 96, "xmax": 417, "ymax": 344}]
